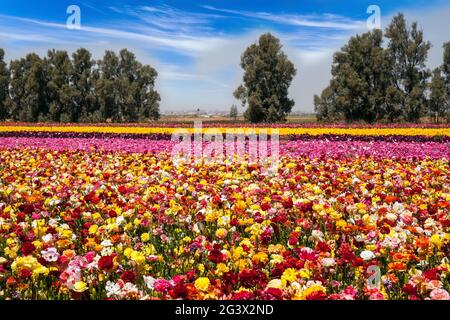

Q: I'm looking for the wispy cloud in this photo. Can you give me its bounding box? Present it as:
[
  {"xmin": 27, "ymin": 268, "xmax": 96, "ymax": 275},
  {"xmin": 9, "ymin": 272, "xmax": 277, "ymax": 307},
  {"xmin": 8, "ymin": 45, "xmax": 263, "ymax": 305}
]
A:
[
  {"xmin": 202, "ymin": 5, "xmax": 365, "ymax": 30},
  {"xmin": 0, "ymin": 13, "xmax": 227, "ymax": 54}
]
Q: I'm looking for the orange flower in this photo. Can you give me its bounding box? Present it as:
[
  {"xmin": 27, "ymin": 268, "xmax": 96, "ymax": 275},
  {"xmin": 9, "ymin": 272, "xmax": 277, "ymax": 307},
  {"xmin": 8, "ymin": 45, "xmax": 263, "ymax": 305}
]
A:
[
  {"xmin": 415, "ymin": 237, "xmax": 430, "ymax": 249},
  {"xmin": 388, "ymin": 262, "xmax": 407, "ymax": 271}
]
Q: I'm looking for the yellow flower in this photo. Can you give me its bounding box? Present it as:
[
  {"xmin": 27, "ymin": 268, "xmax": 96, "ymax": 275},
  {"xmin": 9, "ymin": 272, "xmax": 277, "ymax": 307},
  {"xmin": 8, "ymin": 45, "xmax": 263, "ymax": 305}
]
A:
[
  {"xmin": 216, "ymin": 263, "xmax": 229, "ymax": 276},
  {"xmin": 141, "ymin": 233, "xmax": 150, "ymax": 242},
  {"xmin": 431, "ymin": 234, "xmax": 442, "ymax": 249},
  {"xmin": 194, "ymin": 277, "xmax": 210, "ymax": 292},
  {"xmin": 281, "ymin": 268, "xmax": 298, "ymax": 285},
  {"xmin": 130, "ymin": 251, "xmax": 145, "ymax": 264},
  {"xmin": 33, "ymin": 266, "xmax": 49, "ymax": 277},
  {"xmin": 299, "ymin": 268, "xmax": 310, "ymax": 279},
  {"xmin": 89, "ymin": 225, "xmax": 98, "ymax": 235},
  {"xmin": 266, "ymin": 279, "xmax": 283, "ymax": 289},
  {"xmin": 11, "ymin": 256, "xmax": 41, "ymax": 272},
  {"xmin": 73, "ymin": 281, "xmax": 88, "ymax": 293},
  {"xmin": 124, "ymin": 247, "xmax": 133, "ymax": 258},
  {"xmin": 252, "ymin": 252, "xmax": 268, "ymax": 265},
  {"xmin": 215, "ymin": 228, "xmax": 228, "ymax": 239},
  {"xmin": 301, "ymin": 284, "xmax": 326, "ymax": 299}
]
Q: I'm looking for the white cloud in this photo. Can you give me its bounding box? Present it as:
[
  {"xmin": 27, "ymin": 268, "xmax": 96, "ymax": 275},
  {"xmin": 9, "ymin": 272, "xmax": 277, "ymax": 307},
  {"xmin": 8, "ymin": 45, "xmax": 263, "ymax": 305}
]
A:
[{"xmin": 202, "ymin": 5, "xmax": 365, "ymax": 30}]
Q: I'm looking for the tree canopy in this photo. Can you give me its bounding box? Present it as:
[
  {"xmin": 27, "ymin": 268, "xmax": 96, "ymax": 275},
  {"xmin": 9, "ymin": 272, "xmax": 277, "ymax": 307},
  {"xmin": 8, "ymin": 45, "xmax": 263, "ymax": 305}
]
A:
[
  {"xmin": 315, "ymin": 14, "xmax": 447, "ymax": 123},
  {"xmin": 0, "ymin": 48, "xmax": 160, "ymax": 122},
  {"xmin": 234, "ymin": 33, "xmax": 297, "ymax": 123}
]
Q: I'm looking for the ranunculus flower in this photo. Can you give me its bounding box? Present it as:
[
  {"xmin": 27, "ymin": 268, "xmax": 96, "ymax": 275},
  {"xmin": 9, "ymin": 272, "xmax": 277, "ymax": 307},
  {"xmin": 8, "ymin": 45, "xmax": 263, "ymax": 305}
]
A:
[
  {"xmin": 360, "ymin": 250, "xmax": 376, "ymax": 261},
  {"xmin": 98, "ymin": 255, "xmax": 115, "ymax": 271},
  {"xmin": 41, "ymin": 247, "xmax": 60, "ymax": 262},
  {"xmin": 20, "ymin": 242, "xmax": 36, "ymax": 256},
  {"xmin": 430, "ymin": 289, "xmax": 450, "ymax": 300}
]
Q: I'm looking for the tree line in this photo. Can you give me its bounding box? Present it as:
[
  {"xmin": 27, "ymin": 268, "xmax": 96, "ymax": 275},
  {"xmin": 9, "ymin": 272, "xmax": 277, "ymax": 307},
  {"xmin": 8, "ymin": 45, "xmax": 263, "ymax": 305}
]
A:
[
  {"xmin": 233, "ymin": 14, "xmax": 449, "ymax": 123},
  {"xmin": 314, "ymin": 14, "xmax": 450, "ymax": 123},
  {"xmin": 0, "ymin": 48, "xmax": 160, "ymax": 122}
]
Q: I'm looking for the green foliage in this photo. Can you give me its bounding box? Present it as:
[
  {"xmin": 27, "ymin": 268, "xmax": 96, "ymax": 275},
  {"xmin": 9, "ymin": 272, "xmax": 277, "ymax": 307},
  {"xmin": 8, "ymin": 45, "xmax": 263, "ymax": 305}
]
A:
[
  {"xmin": 385, "ymin": 14, "xmax": 431, "ymax": 123},
  {"xmin": 429, "ymin": 43, "xmax": 450, "ymax": 123},
  {"xmin": 0, "ymin": 48, "xmax": 160, "ymax": 122},
  {"xmin": 229, "ymin": 104, "xmax": 238, "ymax": 120},
  {"xmin": 315, "ymin": 30, "xmax": 390, "ymax": 123},
  {"xmin": 234, "ymin": 33, "xmax": 297, "ymax": 123},
  {"xmin": 0, "ymin": 49, "xmax": 9, "ymax": 120},
  {"xmin": 316, "ymin": 13, "xmax": 435, "ymax": 124}
]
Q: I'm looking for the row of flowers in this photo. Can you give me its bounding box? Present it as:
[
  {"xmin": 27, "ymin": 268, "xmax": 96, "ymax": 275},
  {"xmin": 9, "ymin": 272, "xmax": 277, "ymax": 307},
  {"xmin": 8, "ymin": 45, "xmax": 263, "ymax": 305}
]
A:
[
  {"xmin": 2, "ymin": 122, "xmax": 450, "ymax": 129},
  {"xmin": 0, "ymin": 147, "xmax": 449, "ymax": 300},
  {"xmin": 0, "ymin": 137, "xmax": 448, "ymax": 159},
  {"xmin": 1, "ymin": 125, "xmax": 449, "ymax": 137},
  {"xmin": 1, "ymin": 131, "xmax": 449, "ymax": 143}
]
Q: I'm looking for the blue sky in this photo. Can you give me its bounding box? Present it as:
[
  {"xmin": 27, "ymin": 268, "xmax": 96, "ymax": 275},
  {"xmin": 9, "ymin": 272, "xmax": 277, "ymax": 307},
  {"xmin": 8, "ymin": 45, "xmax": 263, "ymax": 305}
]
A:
[{"xmin": 1, "ymin": 0, "xmax": 449, "ymax": 113}]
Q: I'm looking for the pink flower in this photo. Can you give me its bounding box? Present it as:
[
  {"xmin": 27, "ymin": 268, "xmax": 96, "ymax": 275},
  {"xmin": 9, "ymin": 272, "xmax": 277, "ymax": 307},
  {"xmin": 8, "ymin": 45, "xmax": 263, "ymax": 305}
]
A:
[
  {"xmin": 153, "ymin": 279, "xmax": 173, "ymax": 293},
  {"xmin": 41, "ymin": 247, "xmax": 60, "ymax": 262},
  {"xmin": 430, "ymin": 289, "xmax": 450, "ymax": 300}
]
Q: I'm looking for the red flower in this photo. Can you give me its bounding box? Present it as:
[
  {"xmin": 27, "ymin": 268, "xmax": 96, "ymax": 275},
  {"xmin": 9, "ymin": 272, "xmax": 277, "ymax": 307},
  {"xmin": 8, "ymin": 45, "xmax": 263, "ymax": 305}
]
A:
[
  {"xmin": 402, "ymin": 284, "xmax": 417, "ymax": 295},
  {"xmin": 305, "ymin": 290, "xmax": 327, "ymax": 300},
  {"xmin": 120, "ymin": 270, "xmax": 136, "ymax": 283},
  {"xmin": 98, "ymin": 255, "xmax": 115, "ymax": 271},
  {"xmin": 261, "ymin": 202, "xmax": 271, "ymax": 211},
  {"xmin": 20, "ymin": 241, "xmax": 36, "ymax": 256},
  {"xmin": 118, "ymin": 185, "xmax": 129, "ymax": 195},
  {"xmin": 208, "ymin": 249, "xmax": 225, "ymax": 264},
  {"xmin": 260, "ymin": 288, "xmax": 283, "ymax": 300},
  {"xmin": 423, "ymin": 268, "xmax": 438, "ymax": 281},
  {"xmin": 19, "ymin": 269, "xmax": 32, "ymax": 279},
  {"xmin": 281, "ymin": 197, "xmax": 293, "ymax": 209},
  {"xmin": 317, "ymin": 241, "xmax": 331, "ymax": 253},
  {"xmin": 170, "ymin": 283, "xmax": 189, "ymax": 299},
  {"xmin": 238, "ymin": 269, "xmax": 268, "ymax": 289},
  {"xmin": 231, "ymin": 290, "xmax": 254, "ymax": 300}
]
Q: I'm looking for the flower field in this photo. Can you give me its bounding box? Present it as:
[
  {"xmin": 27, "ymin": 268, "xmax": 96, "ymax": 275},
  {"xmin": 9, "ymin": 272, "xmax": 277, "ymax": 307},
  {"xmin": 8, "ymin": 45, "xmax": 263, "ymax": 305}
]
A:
[{"xmin": 0, "ymin": 124, "xmax": 449, "ymax": 300}]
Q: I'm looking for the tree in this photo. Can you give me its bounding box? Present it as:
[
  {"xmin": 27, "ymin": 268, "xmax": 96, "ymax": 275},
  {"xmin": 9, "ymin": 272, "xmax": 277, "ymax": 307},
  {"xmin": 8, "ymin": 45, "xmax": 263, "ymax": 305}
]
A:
[
  {"xmin": 0, "ymin": 48, "xmax": 160, "ymax": 123},
  {"xmin": 229, "ymin": 104, "xmax": 238, "ymax": 120},
  {"xmin": 46, "ymin": 49, "xmax": 76, "ymax": 122},
  {"xmin": 96, "ymin": 51, "xmax": 120, "ymax": 121},
  {"xmin": 0, "ymin": 49, "xmax": 9, "ymax": 120},
  {"xmin": 429, "ymin": 68, "xmax": 447, "ymax": 122},
  {"xmin": 429, "ymin": 43, "xmax": 450, "ymax": 122},
  {"xmin": 117, "ymin": 49, "xmax": 160, "ymax": 122},
  {"xmin": 385, "ymin": 13, "xmax": 431, "ymax": 122},
  {"xmin": 314, "ymin": 83, "xmax": 338, "ymax": 122},
  {"xmin": 234, "ymin": 33, "xmax": 297, "ymax": 123},
  {"xmin": 135, "ymin": 64, "xmax": 160, "ymax": 121},
  {"xmin": 72, "ymin": 48, "xmax": 97, "ymax": 122},
  {"xmin": 8, "ymin": 54, "xmax": 50, "ymax": 122},
  {"xmin": 314, "ymin": 30, "xmax": 391, "ymax": 123}
]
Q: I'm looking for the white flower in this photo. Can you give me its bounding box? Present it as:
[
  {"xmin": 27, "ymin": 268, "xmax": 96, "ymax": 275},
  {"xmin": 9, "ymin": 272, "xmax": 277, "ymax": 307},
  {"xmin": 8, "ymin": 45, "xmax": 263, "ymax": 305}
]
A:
[
  {"xmin": 41, "ymin": 247, "xmax": 60, "ymax": 262},
  {"xmin": 320, "ymin": 258, "xmax": 336, "ymax": 267},
  {"xmin": 106, "ymin": 281, "xmax": 121, "ymax": 297},
  {"xmin": 42, "ymin": 234, "xmax": 53, "ymax": 243},
  {"xmin": 101, "ymin": 239, "xmax": 113, "ymax": 247},
  {"xmin": 311, "ymin": 230, "xmax": 324, "ymax": 240},
  {"xmin": 386, "ymin": 213, "xmax": 397, "ymax": 222},
  {"xmin": 116, "ymin": 216, "xmax": 125, "ymax": 226},
  {"xmin": 360, "ymin": 250, "xmax": 376, "ymax": 261},
  {"xmin": 122, "ymin": 283, "xmax": 139, "ymax": 296},
  {"xmin": 143, "ymin": 276, "xmax": 156, "ymax": 290}
]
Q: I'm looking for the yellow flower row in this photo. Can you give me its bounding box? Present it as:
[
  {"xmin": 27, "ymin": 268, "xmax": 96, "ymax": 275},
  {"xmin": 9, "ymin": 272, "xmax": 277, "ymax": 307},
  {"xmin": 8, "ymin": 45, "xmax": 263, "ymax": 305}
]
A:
[{"xmin": 0, "ymin": 126, "xmax": 449, "ymax": 136}]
